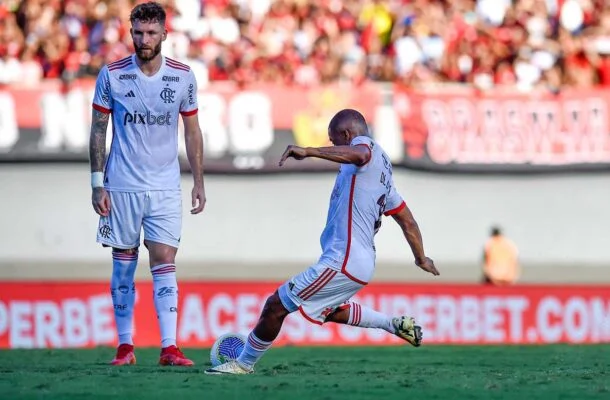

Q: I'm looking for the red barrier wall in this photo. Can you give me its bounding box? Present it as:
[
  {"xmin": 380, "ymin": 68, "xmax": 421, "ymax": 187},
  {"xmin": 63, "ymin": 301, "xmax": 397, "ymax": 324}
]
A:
[{"xmin": 1, "ymin": 282, "xmax": 608, "ymax": 348}]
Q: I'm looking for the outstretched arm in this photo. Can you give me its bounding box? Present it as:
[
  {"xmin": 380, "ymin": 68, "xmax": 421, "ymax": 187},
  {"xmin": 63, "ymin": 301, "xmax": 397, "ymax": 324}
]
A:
[
  {"xmin": 391, "ymin": 205, "xmax": 439, "ymax": 276},
  {"xmin": 279, "ymin": 145, "xmax": 370, "ymax": 167},
  {"xmin": 183, "ymin": 113, "xmax": 206, "ymax": 214}
]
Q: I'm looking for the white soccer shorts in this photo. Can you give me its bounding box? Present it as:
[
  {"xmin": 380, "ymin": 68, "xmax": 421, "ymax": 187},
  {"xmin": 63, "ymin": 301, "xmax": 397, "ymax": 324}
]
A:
[
  {"xmin": 96, "ymin": 190, "xmax": 182, "ymax": 249},
  {"xmin": 278, "ymin": 263, "xmax": 365, "ymax": 324}
]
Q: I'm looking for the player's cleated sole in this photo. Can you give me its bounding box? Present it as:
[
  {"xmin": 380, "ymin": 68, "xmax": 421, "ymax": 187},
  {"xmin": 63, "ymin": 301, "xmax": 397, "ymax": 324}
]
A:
[
  {"xmin": 204, "ymin": 360, "xmax": 253, "ymax": 375},
  {"xmin": 392, "ymin": 316, "xmax": 423, "ymax": 347}
]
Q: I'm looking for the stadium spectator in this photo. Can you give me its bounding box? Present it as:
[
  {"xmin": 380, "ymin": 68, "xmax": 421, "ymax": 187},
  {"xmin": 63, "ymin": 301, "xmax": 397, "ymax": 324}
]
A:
[
  {"xmin": 482, "ymin": 226, "xmax": 520, "ymax": 286},
  {"xmin": 1, "ymin": 0, "xmax": 610, "ymax": 89}
]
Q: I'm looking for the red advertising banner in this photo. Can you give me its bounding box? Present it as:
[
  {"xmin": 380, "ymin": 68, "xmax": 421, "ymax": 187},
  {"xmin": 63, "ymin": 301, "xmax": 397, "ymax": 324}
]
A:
[
  {"xmin": 394, "ymin": 86, "xmax": 610, "ymax": 172},
  {"xmin": 0, "ymin": 81, "xmax": 381, "ymax": 172},
  {"xmin": 0, "ymin": 282, "xmax": 608, "ymax": 348}
]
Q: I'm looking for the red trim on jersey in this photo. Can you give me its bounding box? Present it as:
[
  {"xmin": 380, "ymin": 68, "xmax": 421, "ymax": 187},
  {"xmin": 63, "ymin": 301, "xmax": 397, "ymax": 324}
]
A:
[
  {"xmin": 180, "ymin": 109, "xmax": 198, "ymax": 117},
  {"xmin": 108, "ymin": 56, "xmax": 130, "ymax": 67},
  {"xmin": 108, "ymin": 57, "xmax": 132, "ymax": 71},
  {"xmin": 355, "ymin": 143, "xmax": 372, "ymax": 166},
  {"xmin": 166, "ymin": 64, "xmax": 190, "ymax": 72},
  {"xmin": 166, "ymin": 57, "xmax": 191, "ymax": 71},
  {"xmin": 384, "ymin": 201, "xmax": 406, "ymax": 216},
  {"xmin": 298, "ymin": 306, "xmax": 323, "ymax": 325},
  {"xmin": 166, "ymin": 57, "xmax": 189, "ymax": 67},
  {"xmin": 340, "ymin": 175, "xmax": 369, "ymax": 286},
  {"xmin": 92, "ymin": 103, "xmax": 111, "ymax": 114}
]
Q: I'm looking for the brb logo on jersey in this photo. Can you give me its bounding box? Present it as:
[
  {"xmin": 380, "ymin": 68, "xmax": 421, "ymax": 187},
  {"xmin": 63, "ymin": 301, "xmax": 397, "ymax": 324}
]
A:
[{"xmin": 123, "ymin": 111, "xmax": 172, "ymax": 126}]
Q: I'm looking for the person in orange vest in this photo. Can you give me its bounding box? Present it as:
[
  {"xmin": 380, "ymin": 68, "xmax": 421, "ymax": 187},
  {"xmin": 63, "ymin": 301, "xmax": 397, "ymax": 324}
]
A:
[{"xmin": 482, "ymin": 226, "xmax": 520, "ymax": 286}]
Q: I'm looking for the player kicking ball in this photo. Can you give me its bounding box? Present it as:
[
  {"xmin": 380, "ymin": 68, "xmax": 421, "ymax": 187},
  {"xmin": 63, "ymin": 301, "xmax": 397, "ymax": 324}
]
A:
[
  {"xmin": 205, "ymin": 109, "xmax": 439, "ymax": 375},
  {"xmin": 89, "ymin": 2, "xmax": 206, "ymax": 366}
]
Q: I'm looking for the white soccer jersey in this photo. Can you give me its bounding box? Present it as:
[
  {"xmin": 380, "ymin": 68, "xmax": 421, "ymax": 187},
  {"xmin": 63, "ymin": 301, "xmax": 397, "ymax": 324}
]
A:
[
  {"xmin": 318, "ymin": 135, "xmax": 406, "ymax": 284},
  {"xmin": 92, "ymin": 54, "xmax": 198, "ymax": 191}
]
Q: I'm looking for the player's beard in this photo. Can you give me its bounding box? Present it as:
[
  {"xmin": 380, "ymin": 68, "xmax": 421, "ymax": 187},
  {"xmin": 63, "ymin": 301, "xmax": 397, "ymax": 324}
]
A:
[{"xmin": 135, "ymin": 42, "xmax": 162, "ymax": 62}]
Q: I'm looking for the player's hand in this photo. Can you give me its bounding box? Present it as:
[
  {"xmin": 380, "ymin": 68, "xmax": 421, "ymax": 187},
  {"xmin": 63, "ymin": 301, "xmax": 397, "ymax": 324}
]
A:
[
  {"xmin": 92, "ymin": 187, "xmax": 111, "ymax": 217},
  {"xmin": 191, "ymin": 184, "xmax": 206, "ymax": 214},
  {"xmin": 416, "ymin": 257, "xmax": 439, "ymax": 276},
  {"xmin": 279, "ymin": 145, "xmax": 309, "ymax": 166}
]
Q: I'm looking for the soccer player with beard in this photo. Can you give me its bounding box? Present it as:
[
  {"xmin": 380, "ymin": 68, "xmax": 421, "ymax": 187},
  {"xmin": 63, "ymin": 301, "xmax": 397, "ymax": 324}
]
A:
[{"xmin": 88, "ymin": 1, "xmax": 205, "ymax": 366}]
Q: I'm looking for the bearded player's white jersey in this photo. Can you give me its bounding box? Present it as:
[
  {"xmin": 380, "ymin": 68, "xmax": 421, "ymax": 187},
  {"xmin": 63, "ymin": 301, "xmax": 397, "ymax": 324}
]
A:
[
  {"xmin": 92, "ymin": 54, "xmax": 198, "ymax": 191},
  {"xmin": 318, "ymin": 135, "xmax": 406, "ymax": 285}
]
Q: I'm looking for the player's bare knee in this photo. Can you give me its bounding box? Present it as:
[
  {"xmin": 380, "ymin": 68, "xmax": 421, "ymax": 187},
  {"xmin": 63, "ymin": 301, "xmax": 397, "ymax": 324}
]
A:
[{"xmin": 145, "ymin": 241, "xmax": 177, "ymax": 266}]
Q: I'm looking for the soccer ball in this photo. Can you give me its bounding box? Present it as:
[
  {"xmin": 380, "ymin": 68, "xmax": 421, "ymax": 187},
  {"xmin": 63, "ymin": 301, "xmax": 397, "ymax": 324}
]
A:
[{"xmin": 210, "ymin": 333, "xmax": 247, "ymax": 367}]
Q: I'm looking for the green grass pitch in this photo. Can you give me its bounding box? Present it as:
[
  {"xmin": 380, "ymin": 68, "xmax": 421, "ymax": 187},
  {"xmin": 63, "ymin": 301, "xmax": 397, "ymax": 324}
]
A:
[{"xmin": 0, "ymin": 345, "xmax": 608, "ymax": 400}]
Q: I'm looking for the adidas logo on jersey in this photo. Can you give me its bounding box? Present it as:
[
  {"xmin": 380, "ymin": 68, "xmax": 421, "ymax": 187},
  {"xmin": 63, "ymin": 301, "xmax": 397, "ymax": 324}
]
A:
[{"xmin": 125, "ymin": 90, "xmax": 136, "ymax": 98}]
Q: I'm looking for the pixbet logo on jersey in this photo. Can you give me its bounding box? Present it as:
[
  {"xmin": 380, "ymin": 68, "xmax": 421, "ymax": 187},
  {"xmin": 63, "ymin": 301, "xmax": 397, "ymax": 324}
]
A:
[{"xmin": 123, "ymin": 111, "xmax": 172, "ymax": 126}]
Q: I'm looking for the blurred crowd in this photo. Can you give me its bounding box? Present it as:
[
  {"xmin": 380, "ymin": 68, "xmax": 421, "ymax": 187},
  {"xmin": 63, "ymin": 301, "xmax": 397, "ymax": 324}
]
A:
[{"xmin": 1, "ymin": 0, "xmax": 610, "ymax": 91}]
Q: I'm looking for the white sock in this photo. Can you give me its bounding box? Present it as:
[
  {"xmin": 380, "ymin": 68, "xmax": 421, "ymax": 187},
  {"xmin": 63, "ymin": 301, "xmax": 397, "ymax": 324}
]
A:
[
  {"xmin": 111, "ymin": 251, "xmax": 138, "ymax": 345},
  {"xmin": 236, "ymin": 332, "xmax": 273, "ymax": 370},
  {"xmin": 151, "ymin": 264, "xmax": 178, "ymax": 348},
  {"xmin": 348, "ymin": 302, "xmax": 395, "ymax": 334}
]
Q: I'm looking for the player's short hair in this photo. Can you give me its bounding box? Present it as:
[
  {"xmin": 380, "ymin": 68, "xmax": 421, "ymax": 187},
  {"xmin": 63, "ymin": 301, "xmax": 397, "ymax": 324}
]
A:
[
  {"xmin": 329, "ymin": 109, "xmax": 369, "ymax": 136},
  {"xmin": 130, "ymin": 1, "xmax": 166, "ymax": 25}
]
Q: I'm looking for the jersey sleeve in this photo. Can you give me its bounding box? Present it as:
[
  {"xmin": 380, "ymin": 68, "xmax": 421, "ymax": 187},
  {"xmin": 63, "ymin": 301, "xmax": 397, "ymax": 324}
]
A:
[
  {"xmin": 384, "ymin": 184, "xmax": 406, "ymax": 216},
  {"xmin": 350, "ymin": 135, "xmax": 372, "ymax": 169},
  {"xmin": 180, "ymin": 70, "xmax": 198, "ymax": 117},
  {"xmin": 92, "ymin": 66, "xmax": 113, "ymax": 114}
]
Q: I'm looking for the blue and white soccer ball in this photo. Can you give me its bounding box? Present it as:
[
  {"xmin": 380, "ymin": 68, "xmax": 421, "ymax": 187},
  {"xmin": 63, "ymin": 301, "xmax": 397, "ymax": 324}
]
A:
[{"xmin": 210, "ymin": 333, "xmax": 247, "ymax": 367}]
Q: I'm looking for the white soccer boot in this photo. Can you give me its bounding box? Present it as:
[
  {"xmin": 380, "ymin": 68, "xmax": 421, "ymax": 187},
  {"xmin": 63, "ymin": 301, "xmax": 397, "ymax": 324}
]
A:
[
  {"xmin": 392, "ymin": 316, "xmax": 423, "ymax": 347},
  {"xmin": 204, "ymin": 360, "xmax": 253, "ymax": 375}
]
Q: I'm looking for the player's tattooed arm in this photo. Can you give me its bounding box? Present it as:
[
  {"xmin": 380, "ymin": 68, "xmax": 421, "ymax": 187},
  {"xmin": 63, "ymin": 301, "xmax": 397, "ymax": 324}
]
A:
[
  {"xmin": 391, "ymin": 206, "xmax": 439, "ymax": 276},
  {"xmin": 279, "ymin": 145, "xmax": 370, "ymax": 166},
  {"xmin": 89, "ymin": 108, "xmax": 111, "ymax": 217},
  {"xmin": 89, "ymin": 109, "xmax": 110, "ymax": 172}
]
